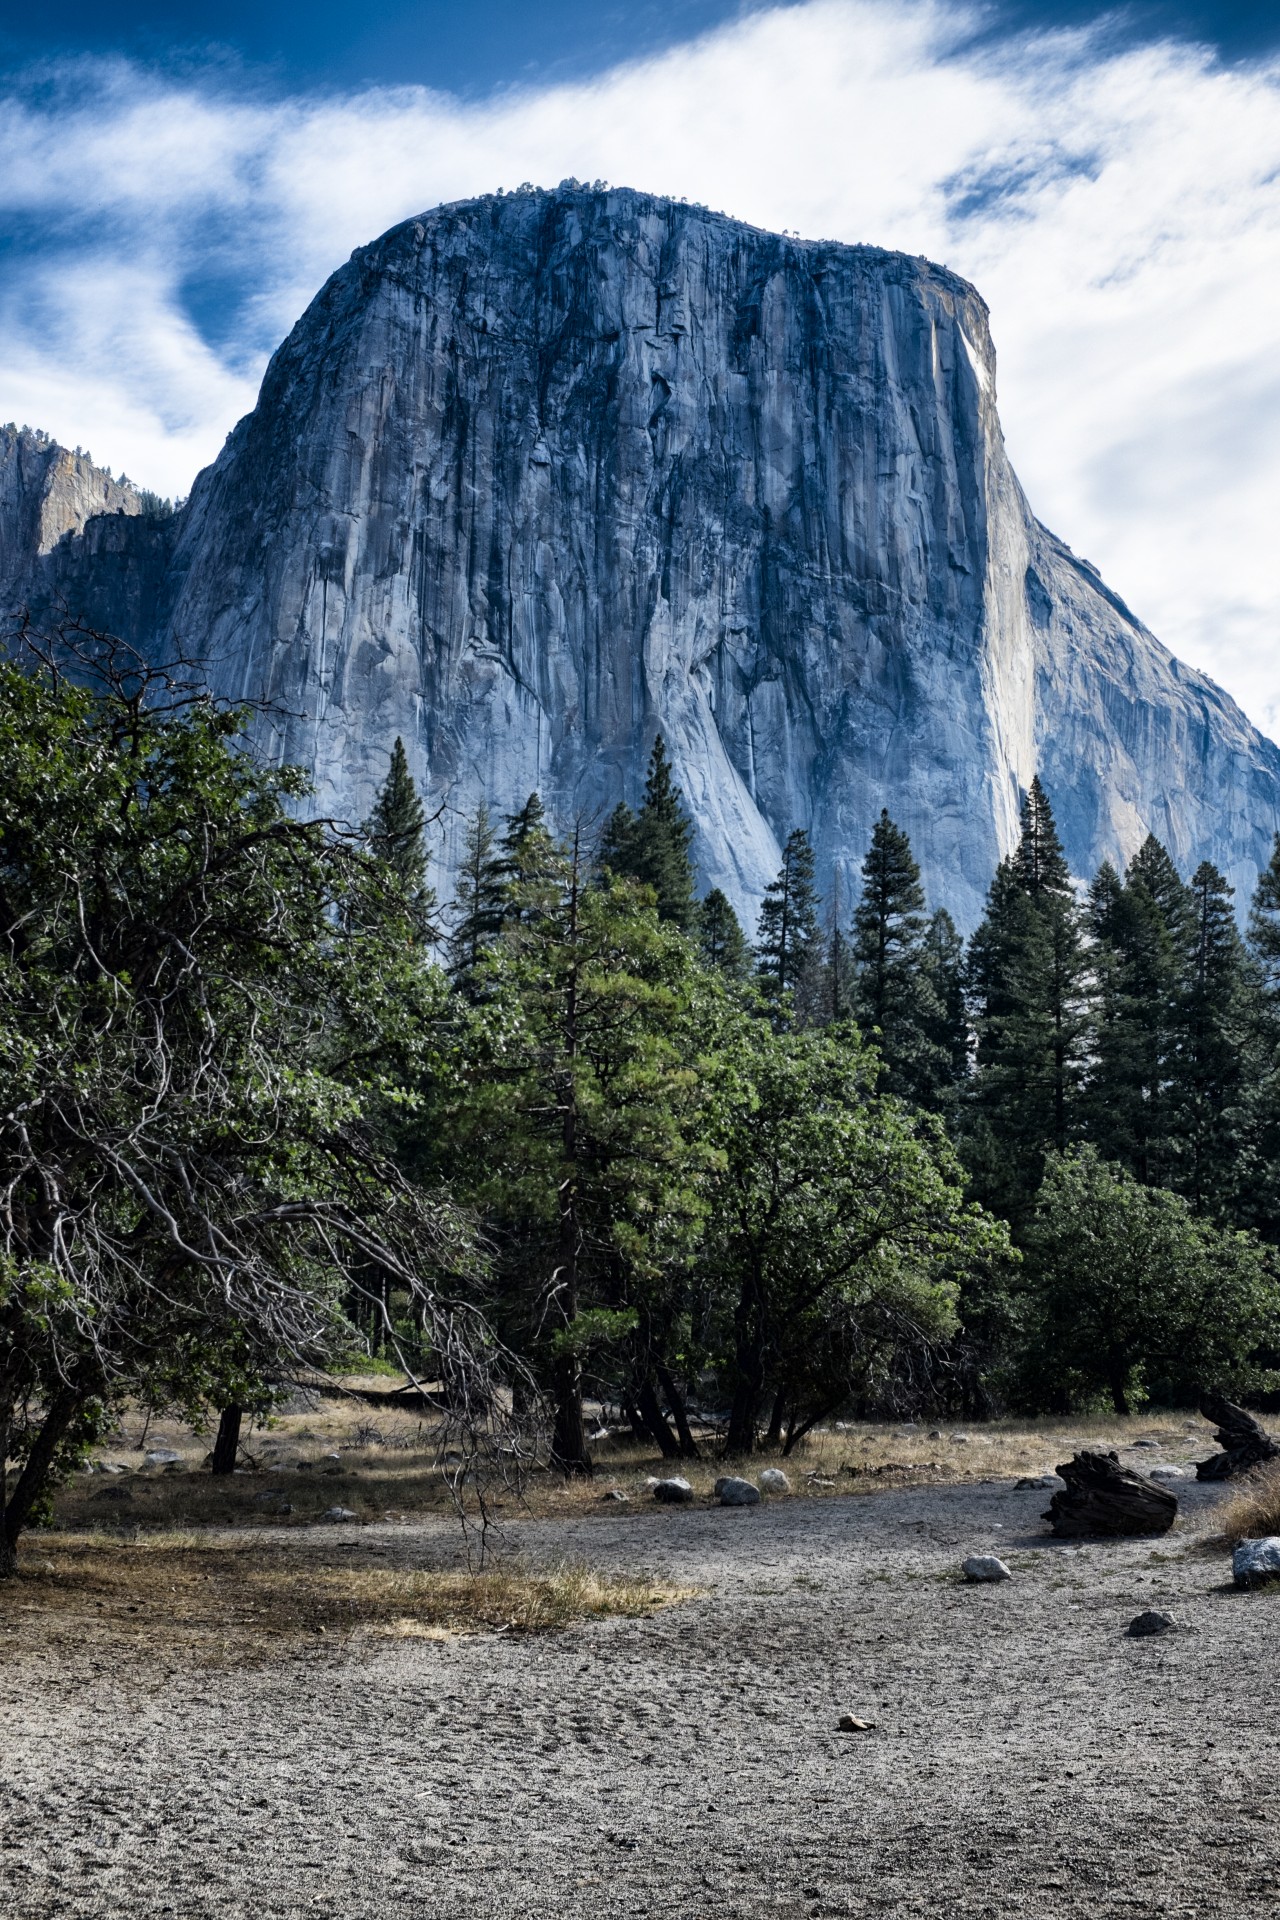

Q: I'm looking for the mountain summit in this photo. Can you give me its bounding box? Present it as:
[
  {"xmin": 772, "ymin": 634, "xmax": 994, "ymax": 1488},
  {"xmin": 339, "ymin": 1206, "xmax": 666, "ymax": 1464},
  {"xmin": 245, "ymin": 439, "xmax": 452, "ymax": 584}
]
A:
[{"xmin": 5, "ymin": 185, "xmax": 1279, "ymax": 926}]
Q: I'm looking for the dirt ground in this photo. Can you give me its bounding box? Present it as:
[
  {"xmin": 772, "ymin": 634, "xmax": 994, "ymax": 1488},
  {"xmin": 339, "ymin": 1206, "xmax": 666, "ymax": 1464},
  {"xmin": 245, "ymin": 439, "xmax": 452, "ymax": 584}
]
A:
[{"xmin": 2, "ymin": 1427, "xmax": 1278, "ymax": 1920}]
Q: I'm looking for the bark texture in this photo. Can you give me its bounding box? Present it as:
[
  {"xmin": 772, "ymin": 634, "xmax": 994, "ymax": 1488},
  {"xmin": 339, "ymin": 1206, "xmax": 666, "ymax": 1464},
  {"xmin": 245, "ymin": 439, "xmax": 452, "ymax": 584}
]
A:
[{"xmin": 1044, "ymin": 1449, "xmax": 1178, "ymax": 1538}]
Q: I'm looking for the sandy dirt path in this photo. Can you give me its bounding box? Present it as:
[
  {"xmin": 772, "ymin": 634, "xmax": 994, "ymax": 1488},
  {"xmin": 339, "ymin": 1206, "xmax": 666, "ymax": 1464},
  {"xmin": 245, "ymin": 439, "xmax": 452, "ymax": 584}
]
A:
[{"xmin": 2, "ymin": 1475, "xmax": 1277, "ymax": 1919}]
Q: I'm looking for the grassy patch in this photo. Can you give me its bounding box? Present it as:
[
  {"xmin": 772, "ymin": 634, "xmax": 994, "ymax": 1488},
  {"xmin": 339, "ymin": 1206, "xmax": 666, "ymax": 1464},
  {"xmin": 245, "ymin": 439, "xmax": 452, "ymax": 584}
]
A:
[
  {"xmin": 0, "ymin": 1532, "xmax": 693, "ymax": 1665},
  {"xmin": 50, "ymin": 1386, "xmax": 1221, "ymax": 1534},
  {"xmin": 1209, "ymin": 1462, "xmax": 1280, "ymax": 1548}
]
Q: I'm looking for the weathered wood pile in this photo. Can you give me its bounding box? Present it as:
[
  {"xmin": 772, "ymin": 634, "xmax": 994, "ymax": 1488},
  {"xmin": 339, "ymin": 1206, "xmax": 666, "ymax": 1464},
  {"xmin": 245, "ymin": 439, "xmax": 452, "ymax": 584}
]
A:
[
  {"xmin": 1194, "ymin": 1392, "xmax": 1280, "ymax": 1481},
  {"xmin": 1043, "ymin": 1449, "xmax": 1178, "ymax": 1538}
]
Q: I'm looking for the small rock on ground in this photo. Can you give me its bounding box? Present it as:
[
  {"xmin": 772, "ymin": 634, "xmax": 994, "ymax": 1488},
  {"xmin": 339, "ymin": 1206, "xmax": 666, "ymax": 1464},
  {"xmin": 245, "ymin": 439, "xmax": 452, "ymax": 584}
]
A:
[
  {"xmin": 652, "ymin": 1478, "xmax": 694, "ymax": 1505},
  {"xmin": 962, "ymin": 1555, "xmax": 1012, "ymax": 1582},
  {"xmin": 1233, "ymin": 1537, "xmax": 1280, "ymax": 1588},
  {"xmin": 759, "ymin": 1468, "xmax": 790, "ymax": 1494},
  {"xmin": 716, "ymin": 1477, "xmax": 761, "ymax": 1507},
  {"xmin": 838, "ymin": 1714, "xmax": 876, "ymax": 1732},
  {"xmin": 321, "ymin": 1506, "xmax": 357, "ymax": 1523},
  {"xmin": 1128, "ymin": 1610, "xmax": 1178, "ymax": 1636}
]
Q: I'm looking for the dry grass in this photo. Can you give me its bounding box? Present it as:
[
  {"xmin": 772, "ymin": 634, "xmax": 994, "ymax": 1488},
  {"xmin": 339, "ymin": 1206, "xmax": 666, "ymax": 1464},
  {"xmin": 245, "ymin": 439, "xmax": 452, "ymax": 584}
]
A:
[
  {"xmin": 49, "ymin": 1387, "xmax": 1218, "ymax": 1533},
  {"xmin": 0, "ymin": 1530, "xmax": 692, "ymax": 1666},
  {"xmin": 1208, "ymin": 1461, "xmax": 1280, "ymax": 1547}
]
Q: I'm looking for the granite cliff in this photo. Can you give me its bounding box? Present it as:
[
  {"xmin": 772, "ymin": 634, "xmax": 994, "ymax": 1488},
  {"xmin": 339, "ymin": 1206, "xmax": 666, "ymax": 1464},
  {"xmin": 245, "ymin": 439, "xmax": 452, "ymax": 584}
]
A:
[{"xmin": 6, "ymin": 187, "xmax": 1280, "ymax": 929}]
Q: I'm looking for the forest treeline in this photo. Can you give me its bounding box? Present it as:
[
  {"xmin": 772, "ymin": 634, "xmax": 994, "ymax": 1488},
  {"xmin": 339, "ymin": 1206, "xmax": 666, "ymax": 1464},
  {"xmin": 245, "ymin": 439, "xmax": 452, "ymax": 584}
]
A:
[{"xmin": 4, "ymin": 641, "xmax": 1280, "ymax": 1568}]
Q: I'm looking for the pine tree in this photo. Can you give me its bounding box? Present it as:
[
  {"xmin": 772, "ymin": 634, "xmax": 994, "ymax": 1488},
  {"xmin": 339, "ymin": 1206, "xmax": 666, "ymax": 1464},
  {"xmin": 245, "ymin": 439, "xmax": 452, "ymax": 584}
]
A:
[
  {"xmin": 364, "ymin": 736, "xmax": 434, "ymax": 935},
  {"xmin": 1237, "ymin": 836, "xmax": 1280, "ymax": 1239},
  {"xmin": 448, "ymin": 802, "xmax": 508, "ymax": 981},
  {"xmin": 499, "ymin": 793, "xmax": 562, "ymax": 927},
  {"xmin": 822, "ymin": 867, "xmax": 854, "ymax": 1025},
  {"xmin": 921, "ymin": 908, "xmax": 969, "ymax": 1098},
  {"xmin": 755, "ymin": 829, "xmax": 823, "ymax": 1018},
  {"xmin": 1172, "ymin": 861, "xmax": 1245, "ymax": 1215},
  {"xmin": 1010, "ymin": 776, "xmax": 1073, "ymax": 897},
  {"xmin": 599, "ymin": 736, "xmax": 698, "ymax": 928},
  {"xmin": 698, "ymin": 888, "xmax": 750, "ymax": 977},
  {"xmin": 848, "ymin": 811, "xmax": 950, "ymax": 1101},
  {"xmin": 964, "ymin": 782, "xmax": 1091, "ymax": 1219},
  {"xmin": 1086, "ymin": 837, "xmax": 1192, "ymax": 1188},
  {"xmin": 598, "ymin": 801, "xmax": 638, "ymax": 878}
]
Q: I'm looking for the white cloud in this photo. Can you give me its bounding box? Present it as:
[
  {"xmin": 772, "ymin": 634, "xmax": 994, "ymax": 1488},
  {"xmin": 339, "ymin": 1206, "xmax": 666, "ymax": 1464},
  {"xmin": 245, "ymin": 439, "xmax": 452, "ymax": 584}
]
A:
[{"xmin": 1, "ymin": 3, "xmax": 1278, "ymax": 725}]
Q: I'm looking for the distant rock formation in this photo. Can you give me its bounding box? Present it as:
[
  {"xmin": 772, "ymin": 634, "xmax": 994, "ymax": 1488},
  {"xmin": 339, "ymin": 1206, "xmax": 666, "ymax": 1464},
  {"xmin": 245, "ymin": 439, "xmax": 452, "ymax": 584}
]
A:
[{"xmin": 5, "ymin": 188, "xmax": 1280, "ymax": 930}]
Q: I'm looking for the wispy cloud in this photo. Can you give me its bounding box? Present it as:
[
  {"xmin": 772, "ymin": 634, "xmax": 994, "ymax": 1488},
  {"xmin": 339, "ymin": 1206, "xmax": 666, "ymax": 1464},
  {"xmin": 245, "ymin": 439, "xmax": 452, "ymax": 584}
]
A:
[{"xmin": 1, "ymin": 2, "xmax": 1278, "ymax": 727}]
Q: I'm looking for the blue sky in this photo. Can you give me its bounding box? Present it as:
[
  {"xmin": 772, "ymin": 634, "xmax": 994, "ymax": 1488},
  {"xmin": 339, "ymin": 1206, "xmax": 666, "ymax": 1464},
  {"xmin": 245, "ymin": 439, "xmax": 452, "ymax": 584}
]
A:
[
  {"xmin": 1, "ymin": 1, "xmax": 1278, "ymax": 732},
  {"xmin": 4, "ymin": 3, "xmax": 1278, "ymax": 89}
]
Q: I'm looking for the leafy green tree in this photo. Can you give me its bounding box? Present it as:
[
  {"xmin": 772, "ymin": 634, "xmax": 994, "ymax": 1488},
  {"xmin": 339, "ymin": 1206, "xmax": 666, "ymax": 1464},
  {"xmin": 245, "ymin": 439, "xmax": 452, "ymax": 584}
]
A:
[
  {"xmin": 433, "ymin": 833, "xmax": 716, "ymax": 1472},
  {"xmin": 0, "ymin": 649, "xmax": 489, "ymax": 1576},
  {"xmin": 1019, "ymin": 1147, "xmax": 1280, "ymax": 1413},
  {"xmin": 698, "ymin": 887, "xmax": 750, "ymax": 978},
  {"xmin": 964, "ymin": 782, "xmax": 1092, "ymax": 1218},
  {"xmin": 755, "ymin": 828, "xmax": 823, "ymax": 1019},
  {"xmin": 364, "ymin": 736, "xmax": 434, "ymax": 936},
  {"xmin": 598, "ymin": 735, "xmax": 698, "ymax": 929},
  {"xmin": 850, "ymin": 811, "xmax": 951, "ymax": 1104},
  {"xmin": 448, "ymin": 801, "xmax": 507, "ymax": 982},
  {"xmin": 702, "ymin": 1023, "xmax": 1010, "ymax": 1453}
]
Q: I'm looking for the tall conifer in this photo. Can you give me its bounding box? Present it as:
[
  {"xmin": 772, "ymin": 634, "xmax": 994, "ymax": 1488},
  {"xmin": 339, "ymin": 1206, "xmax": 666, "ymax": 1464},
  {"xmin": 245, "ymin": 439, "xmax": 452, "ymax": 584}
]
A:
[
  {"xmin": 1172, "ymin": 861, "xmax": 1245, "ymax": 1214},
  {"xmin": 448, "ymin": 802, "xmax": 508, "ymax": 980},
  {"xmin": 698, "ymin": 888, "xmax": 750, "ymax": 977},
  {"xmin": 1087, "ymin": 836, "xmax": 1191, "ymax": 1187},
  {"xmin": 849, "ymin": 811, "xmax": 950, "ymax": 1103},
  {"xmin": 964, "ymin": 782, "xmax": 1090, "ymax": 1218},
  {"xmin": 755, "ymin": 829, "xmax": 823, "ymax": 1018},
  {"xmin": 364, "ymin": 736, "xmax": 433, "ymax": 936},
  {"xmin": 599, "ymin": 735, "xmax": 698, "ymax": 928}
]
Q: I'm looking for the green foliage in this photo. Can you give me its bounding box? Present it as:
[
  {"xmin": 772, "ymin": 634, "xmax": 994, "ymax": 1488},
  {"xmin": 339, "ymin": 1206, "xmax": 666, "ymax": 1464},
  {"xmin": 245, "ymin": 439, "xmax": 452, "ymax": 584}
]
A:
[
  {"xmin": 964, "ymin": 785, "xmax": 1092, "ymax": 1219},
  {"xmin": 755, "ymin": 828, "xmax": 823, "ymax": 1020},
  {"xmin": 448, "ymin": 801, "xmax": 507, "ymax": 983},
  {"xmin": 0, "ymin": 649, "xmax": 482, "ymax": 1571},
  {"xmin": 1018, "ymin": 1148, "xmax": 1280, "ymax": 1413},
  {"xmin": 700, "ymin": 1021, "xmax": 1012, "ymax": 1451},
  {"xmin": 698, "ymin": 887, "xmax": 750, "ymax": 978},
  {"xmin": 598, "ymin": 735, "xmax": 698, "ymax": 929},
  {"xmin": 850, "ymin": 812, "xmax": 955, "ymax": 1105},
  {"xmin": 364, "ymin": 736, "xmax": 435, "ymax": 936}
]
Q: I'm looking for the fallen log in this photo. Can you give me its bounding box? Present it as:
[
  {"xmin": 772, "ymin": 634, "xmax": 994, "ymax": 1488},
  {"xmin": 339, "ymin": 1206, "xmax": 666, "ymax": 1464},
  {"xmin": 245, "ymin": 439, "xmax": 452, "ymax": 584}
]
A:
[
  {"xmin": 1194, "ymin": 1391, "xmax": 1280, "ymax": 1481},
  {"xmin": 1043, "ymin": 1449, "xmax": 1178, "ymax": 1538}
]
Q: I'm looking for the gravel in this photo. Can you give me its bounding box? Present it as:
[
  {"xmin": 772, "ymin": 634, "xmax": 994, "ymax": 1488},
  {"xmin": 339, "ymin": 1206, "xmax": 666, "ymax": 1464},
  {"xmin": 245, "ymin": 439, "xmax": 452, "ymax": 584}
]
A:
[{"xmin": 2, "ymin": 1475, "xmax": 1277, "ymax": 1917}]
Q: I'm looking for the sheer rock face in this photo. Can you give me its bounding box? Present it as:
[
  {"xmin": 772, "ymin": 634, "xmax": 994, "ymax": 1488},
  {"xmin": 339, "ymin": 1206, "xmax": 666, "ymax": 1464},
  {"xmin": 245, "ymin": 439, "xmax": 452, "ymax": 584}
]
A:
[
  {"xmin": 11, "ymin": 188, "xmax": 1280, "ymax": 926},
  {"xmin": 0, "ymin": 426, "xmax": 146, "ymax": 595}
]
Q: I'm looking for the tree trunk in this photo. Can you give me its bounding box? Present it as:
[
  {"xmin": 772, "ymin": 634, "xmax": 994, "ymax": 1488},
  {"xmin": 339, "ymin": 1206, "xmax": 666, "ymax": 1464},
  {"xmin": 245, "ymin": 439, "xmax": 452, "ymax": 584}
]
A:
[
  {"xmin": 1044, "ymin": 1449, "xmax": 1177, "ymax": 1537},
  {"xmin": 210, "ymin": 1405, "xmax": 243, "ymax": 1476},
  {"xmin": 655, "ymin": 1363, "xmax": 700, "ymax": 1460},
  {"xmin": 1195, "ymin": 1391, "xmax": 1280, "ymax": 1480},
  {"xmin": 1, "ymin": 1385, "xmax": 80, "ymax": 1578},
  {"xmin": 636, "ymin": 1379, "xmax": 681, "ymax": 1459},
  {"xmin": 765, "ymin": 1389, "xmax": 786, "ymax": 1450},
  {"xmin": 726, "ymin": 1368, "xmax": 762, "ymax": 1456}
]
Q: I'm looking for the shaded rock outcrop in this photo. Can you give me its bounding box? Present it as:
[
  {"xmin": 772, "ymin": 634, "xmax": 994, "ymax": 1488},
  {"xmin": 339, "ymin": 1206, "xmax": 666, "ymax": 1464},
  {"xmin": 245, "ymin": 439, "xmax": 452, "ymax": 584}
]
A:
[{"xmin": 7, "ymin": 188, "xmax": 1280, "ymax": 927}]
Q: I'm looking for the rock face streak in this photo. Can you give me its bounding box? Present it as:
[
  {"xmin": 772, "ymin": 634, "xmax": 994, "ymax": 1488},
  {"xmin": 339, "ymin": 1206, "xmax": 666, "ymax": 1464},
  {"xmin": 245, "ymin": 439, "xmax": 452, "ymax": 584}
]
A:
[{"xmin": 10, "ymin": 188, "xmax": 1280, "ymax": 927}]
